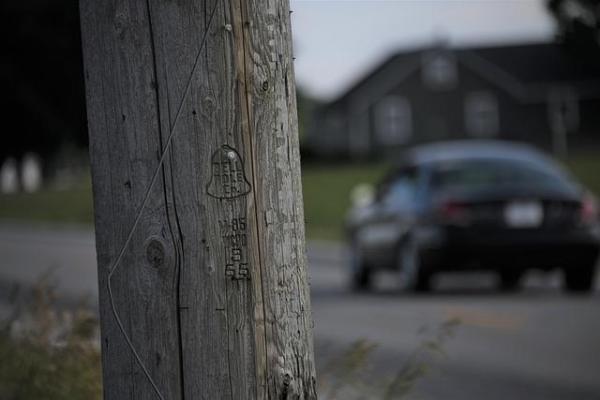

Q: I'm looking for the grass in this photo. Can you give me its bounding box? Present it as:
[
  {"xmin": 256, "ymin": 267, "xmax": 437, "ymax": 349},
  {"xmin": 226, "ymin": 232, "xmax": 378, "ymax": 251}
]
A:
[
  {"xmin": 0, "ymin": 153, "xmax": 599, "ymax": 241},
  {"xmin": 301, "ymin": 162, "xmax": 389, "ymax": 241},
  {"xmin": 0, "ymin": 177, "xmax": 94, "ymax": 226},
  {"xmin": 565, "ymin": 153, "xmax": 600, "ymax": 197},
  {"xmin": 0, "ymin": 162, "xmax": 389, "ymax": 241}
]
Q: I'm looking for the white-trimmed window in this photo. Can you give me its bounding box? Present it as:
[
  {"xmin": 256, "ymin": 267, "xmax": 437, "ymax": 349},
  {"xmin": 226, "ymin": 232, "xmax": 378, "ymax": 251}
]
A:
[
  {"xmin": 422, "ymin": 52, "xmax": 458, "ymax": 90},
  {"xmin": 375, "ymin": 96, "xmax": 412, "ymax": 145},
  {"xmin": 465, "ymin": 91, "xmax": 499, "ymax": 137}
]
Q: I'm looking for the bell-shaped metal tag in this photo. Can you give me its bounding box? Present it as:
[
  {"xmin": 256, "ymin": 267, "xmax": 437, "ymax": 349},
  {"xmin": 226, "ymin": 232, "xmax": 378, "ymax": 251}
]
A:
[{"xmin": 207, "ymin": 145, "xmax": 251, "ymax": 199}]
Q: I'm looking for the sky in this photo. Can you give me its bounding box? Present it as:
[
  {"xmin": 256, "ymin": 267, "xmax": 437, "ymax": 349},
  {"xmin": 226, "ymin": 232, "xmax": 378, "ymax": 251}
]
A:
[{"xmin": 289, "ymin": 0, "xmax": 556, "ymax": 100}]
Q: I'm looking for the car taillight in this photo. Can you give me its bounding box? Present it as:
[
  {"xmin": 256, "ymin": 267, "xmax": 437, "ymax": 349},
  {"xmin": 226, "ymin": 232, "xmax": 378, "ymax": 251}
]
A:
[
  {"xmin": 580, "ymin": 194, "xmax": 598, "ymax": 225},
  {"xmin": 439, "ymin": 201, "xmax": 471, "ymax": 226}
]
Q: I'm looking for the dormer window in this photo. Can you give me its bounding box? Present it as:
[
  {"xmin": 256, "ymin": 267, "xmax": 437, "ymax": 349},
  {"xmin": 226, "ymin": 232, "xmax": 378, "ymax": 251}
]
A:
[{"xmin": 422, "ymin": 51, "xmax": 457, "ymax": 90}]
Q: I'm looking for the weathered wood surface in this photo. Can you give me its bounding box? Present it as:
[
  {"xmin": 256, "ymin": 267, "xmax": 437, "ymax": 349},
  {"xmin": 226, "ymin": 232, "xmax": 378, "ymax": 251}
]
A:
[{"xmin": 79, "ymin": 1, "xmax": 316, "ymax": 398}]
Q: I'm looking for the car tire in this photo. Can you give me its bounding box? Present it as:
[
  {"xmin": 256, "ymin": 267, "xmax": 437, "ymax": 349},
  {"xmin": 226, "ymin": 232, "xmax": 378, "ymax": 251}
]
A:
[
  {"xmin": 498, "ymin": 270, "xmax": 522, "ymax": 292},
  {"xmin": 397, "ymin": 238, "xmax": 431, "ymax": 292},
  {"xmin": 563, "ymin": 263, "xmax": 596, "ymax": 293},
  {"xmin": 349, "ymin": 244, "xmax": 371, "ymax": 291}
]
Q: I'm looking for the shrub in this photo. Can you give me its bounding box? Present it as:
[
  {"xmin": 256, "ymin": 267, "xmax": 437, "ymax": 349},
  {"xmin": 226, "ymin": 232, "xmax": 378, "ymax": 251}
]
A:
[{"xmin": 0, "ymin": 281, "xmax": 102, "ymax": 400}]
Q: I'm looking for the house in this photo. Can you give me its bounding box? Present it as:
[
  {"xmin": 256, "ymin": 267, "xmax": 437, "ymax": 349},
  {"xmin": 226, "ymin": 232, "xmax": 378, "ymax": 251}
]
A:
[{"xmin": 306, "ymin": 41, "xmax": 600, "ymax": 159}]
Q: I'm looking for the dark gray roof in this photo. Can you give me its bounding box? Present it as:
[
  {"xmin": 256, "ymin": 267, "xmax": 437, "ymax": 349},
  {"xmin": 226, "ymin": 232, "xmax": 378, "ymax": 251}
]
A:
[
  {"xmin": 327, "ymin": 41, "xmax": 600, "ymax": 106},
  {"xmin": 460, "ymin": 42, "xmax": 600, "ymax": 86}
]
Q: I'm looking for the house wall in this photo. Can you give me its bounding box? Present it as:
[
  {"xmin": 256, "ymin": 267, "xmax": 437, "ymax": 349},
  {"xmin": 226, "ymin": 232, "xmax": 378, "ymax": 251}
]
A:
[
  {"xmin": 363, "ymin": 56, "xmax": 556, "ymax": 157},
  {"xmin": 307, "ymin": 103, "xmax": 350, "ymax": 158},
  {"xmin": 308, "ymin": 50, "xmax": 600, "ymax": 159},
  {"xmin": 576, "ymin": 98, "xmax": 600, "ymax": 150}
]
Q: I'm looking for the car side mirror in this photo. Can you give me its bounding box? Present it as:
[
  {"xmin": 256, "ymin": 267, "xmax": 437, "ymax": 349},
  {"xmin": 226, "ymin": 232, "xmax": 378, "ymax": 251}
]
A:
[{"xmin": 350, "ymin": 183, "xmax": 375, "ymax": 209}]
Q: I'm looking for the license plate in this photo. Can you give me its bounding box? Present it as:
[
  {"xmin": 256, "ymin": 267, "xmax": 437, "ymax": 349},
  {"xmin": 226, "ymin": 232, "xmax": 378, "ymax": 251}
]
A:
[{"xmin": 504, "ymin": 201, "xmax": 543, "ymax": 228}]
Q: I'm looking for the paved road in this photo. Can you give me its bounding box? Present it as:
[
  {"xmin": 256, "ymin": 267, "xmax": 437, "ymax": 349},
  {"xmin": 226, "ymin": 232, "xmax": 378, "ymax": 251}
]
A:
[
  {"xmin": 1, "ymin": 225, "xmax": 600, "ymax": 399},
  {"xmin": 310, "ymin": 245, "xmax": 600, "ymax": 400}
]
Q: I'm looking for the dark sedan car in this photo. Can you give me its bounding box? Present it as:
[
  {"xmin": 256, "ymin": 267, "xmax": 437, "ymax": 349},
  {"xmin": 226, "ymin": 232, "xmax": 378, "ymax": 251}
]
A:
[{"xmin": 345, "ymin": 140, "xmax": 600, "ymax": 292}]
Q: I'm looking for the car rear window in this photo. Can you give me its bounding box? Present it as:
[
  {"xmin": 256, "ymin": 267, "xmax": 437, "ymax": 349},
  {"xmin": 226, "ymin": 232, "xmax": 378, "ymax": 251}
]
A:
[{"xmin": 430, "ymin": 158, "xmax": 573, "ymax": 191}]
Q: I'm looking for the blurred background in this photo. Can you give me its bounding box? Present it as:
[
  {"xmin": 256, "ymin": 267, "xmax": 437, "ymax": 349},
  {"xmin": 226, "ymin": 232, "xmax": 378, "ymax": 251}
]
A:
[{"xmin": 1, "ymin": 1, "xmax": 600, "ymax": 399}]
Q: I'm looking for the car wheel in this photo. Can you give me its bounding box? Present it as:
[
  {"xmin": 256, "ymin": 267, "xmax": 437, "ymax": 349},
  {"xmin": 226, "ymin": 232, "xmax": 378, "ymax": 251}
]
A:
[
  {"xmin": 563, "ymin": 263, "xmax": 596, "ymax": 293},
  {"xmin": 498, "ymin": 270, "xmax": 522, "ymax": 292},
  {"xmin": 349, "ymin": 244, "xmax": 371, "ymax": 291},
  {"xmin": 397, "ymin": 238, "xmax": 431, "ymax": 292}
]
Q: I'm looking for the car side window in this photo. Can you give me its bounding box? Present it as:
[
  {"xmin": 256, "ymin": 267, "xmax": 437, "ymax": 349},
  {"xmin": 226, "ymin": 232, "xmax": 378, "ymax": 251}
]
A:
[{"xmin": 379, "ymin": 169, "xmax": 418, "ymax": 210}]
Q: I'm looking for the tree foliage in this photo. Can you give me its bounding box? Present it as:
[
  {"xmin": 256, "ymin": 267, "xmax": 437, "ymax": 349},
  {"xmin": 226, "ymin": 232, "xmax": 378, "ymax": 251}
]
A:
[
  {"xmin": 547, "ymin": 0, "xmax": 600, "ymax": 57},
  {"xmin": 0, "ymin": 0, "xmax": 87, "ymax": 166}
]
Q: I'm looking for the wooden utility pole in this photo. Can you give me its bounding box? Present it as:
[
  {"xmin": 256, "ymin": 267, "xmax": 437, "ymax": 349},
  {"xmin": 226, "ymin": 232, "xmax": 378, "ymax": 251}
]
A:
[{"xmin": 79, "ymin": 1, "xmax": 316, "ymax": 399}]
